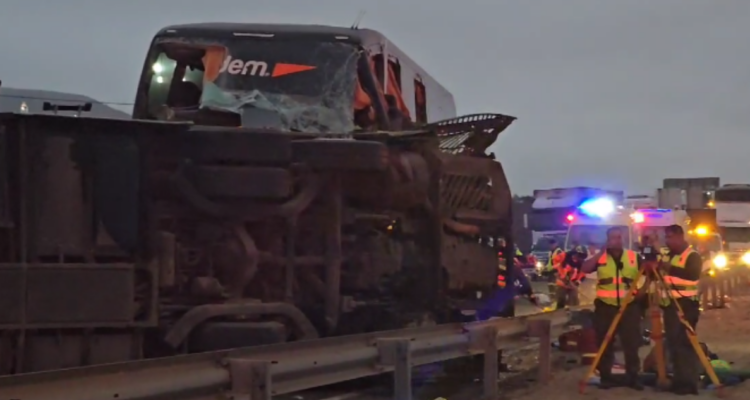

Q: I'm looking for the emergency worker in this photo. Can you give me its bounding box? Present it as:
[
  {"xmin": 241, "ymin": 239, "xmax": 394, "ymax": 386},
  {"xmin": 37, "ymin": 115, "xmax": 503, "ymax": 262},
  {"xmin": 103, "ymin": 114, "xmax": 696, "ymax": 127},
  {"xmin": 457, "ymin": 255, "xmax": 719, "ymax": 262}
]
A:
[
  {"xmin": 497, "ymin": 239, "xmax": 525, "ymax": 266},
  {"xmin": 581, "ymin": 227, "xmax": 644, "ymax": 390},
  {"xmin": 495, "ymin": 261, "xmax": 537, "ymax": 317},
  {"xmin": 512, "ymin": 244, "xmax": 527, "ymax": 266},
  {"xmin": 554, "ymin": 246, "xmax": 586, "ymax": 309},
  {"xmin": 661, "ymin": 224, "xmax": 703, "ymax": 395},
  {"xmin": 545, "ymin": 239, "xmax": 564, "ymax": 276}
]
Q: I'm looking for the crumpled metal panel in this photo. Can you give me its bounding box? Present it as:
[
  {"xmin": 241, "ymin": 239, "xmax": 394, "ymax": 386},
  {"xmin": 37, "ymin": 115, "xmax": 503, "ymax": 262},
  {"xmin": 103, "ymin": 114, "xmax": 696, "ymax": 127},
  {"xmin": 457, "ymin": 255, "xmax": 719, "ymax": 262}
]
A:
[
  {"xmin": 430, "ymin": 114, "xmax": 516, "ymax": 289},
  {"xmin": 426, "ymin": 113, "xmax": 517, "ymax": 155}
]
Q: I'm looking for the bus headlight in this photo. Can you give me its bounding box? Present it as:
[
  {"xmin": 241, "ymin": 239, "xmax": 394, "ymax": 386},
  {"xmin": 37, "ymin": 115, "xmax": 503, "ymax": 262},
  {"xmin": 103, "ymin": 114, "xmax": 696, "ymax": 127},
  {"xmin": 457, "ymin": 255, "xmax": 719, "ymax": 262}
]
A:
[
  {"xmin": 742, "ymin": 251, "xmax": 750, "ymax": 265},
  {"xmin": 535, "ymin": 261, "xmax": 543, "ymax": 269},
  {"xmin": 713, "ymin": 254, "xmax": 727, "ymax": 269}
]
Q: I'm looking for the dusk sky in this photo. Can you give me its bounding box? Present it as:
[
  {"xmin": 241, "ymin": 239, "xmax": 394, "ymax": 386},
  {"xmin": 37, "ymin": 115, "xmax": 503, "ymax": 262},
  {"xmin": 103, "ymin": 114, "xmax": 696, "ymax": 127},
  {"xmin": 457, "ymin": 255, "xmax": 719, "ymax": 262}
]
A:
[{"xmin": 1, "ymin": 0, "xmax": 748, "ymax": 195}]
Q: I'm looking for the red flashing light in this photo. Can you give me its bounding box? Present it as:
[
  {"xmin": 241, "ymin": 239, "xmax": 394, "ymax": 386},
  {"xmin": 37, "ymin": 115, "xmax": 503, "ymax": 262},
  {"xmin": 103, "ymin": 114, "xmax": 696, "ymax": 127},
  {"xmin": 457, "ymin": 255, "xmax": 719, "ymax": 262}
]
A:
[{"xmin": 566, "ymin": 214, "xmax": 575, "ymax": 222}]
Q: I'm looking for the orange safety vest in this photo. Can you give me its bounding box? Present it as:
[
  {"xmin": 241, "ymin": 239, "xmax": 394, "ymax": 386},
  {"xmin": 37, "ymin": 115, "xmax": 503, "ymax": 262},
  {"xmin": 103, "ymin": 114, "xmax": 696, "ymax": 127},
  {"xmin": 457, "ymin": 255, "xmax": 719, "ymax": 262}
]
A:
[
  {"xmin": 498, "ymin": 262, "xmax": 507, "ymax": 288},
  {"xmin": 555, "ymin": 263, "xmax": 577, "ymax": 287}
]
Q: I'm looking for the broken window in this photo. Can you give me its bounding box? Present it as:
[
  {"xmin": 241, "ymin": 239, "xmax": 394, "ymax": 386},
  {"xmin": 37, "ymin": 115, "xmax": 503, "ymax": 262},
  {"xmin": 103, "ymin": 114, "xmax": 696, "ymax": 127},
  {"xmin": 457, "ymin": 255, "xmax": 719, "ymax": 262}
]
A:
[
  {"xmin": 414, "ymin": 76, "xmax": 427, "ymax": 124},
  {"xmin": 140, "ymin": 37, "xmax": 360, "ymax": 133},
  {"xmin": 371, "ymin": 54, "xmax": 410, "ymax": 121}
]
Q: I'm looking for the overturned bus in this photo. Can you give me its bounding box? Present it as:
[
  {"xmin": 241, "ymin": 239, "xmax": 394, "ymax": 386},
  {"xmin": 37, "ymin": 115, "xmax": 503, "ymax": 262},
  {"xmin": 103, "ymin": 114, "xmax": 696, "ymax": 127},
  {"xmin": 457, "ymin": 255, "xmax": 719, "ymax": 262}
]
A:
[{"xmin": 0, "ymin": 23, "xmax": 518, "ymax": 374}]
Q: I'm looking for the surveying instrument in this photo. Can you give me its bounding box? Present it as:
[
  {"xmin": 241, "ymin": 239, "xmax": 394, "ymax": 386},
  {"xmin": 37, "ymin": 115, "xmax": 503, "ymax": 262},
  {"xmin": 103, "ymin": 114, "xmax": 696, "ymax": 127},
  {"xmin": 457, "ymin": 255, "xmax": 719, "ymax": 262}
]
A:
[{"xmin": 578, "ymin": 245, "xmax": 724, "ymax": 396}]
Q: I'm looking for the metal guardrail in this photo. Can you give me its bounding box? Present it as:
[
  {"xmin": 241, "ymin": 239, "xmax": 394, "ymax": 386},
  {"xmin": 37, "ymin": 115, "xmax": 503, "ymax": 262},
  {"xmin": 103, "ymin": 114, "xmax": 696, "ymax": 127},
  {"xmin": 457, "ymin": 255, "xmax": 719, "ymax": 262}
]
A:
[
  {"xmin": 0, "ymin": 310, "xmax": 572, "ymax": 400},
  {"xmin": 700, "ymin": 266, "xmax": 749, "ymax": 310}
]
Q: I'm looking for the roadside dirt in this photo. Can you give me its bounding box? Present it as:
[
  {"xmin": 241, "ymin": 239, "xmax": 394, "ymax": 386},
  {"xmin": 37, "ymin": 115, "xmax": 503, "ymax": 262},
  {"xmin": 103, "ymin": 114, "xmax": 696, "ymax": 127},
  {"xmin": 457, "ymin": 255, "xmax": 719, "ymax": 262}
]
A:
[{"xmin": 506, "ymin": 296, "xmax": 750, "ymax": 400}]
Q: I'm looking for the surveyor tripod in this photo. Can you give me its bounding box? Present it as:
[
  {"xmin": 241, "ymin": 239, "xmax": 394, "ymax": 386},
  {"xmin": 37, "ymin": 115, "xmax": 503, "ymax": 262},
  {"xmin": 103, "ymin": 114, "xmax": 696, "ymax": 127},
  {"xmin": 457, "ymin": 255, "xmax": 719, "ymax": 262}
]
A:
[{"xmin": 578, "ymin": 260, "xmax": 724, "ymax": 396}]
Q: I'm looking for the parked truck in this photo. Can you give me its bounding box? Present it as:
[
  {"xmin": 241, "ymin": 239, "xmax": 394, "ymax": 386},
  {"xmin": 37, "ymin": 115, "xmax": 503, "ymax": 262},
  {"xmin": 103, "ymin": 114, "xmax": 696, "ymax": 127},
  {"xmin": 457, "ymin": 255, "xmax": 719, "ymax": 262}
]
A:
[{"xmin": 715, "ymin": 184, "xmax": 750, "ymax": 265}]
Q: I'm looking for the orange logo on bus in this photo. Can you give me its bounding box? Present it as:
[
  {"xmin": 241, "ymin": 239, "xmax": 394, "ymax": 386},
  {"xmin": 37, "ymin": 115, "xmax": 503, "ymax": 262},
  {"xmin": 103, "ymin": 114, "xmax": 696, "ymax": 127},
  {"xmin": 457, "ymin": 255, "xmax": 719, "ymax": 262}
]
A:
[{"xmin": 219, "ymin": 56, "xmax": 316, "ymax": 78}]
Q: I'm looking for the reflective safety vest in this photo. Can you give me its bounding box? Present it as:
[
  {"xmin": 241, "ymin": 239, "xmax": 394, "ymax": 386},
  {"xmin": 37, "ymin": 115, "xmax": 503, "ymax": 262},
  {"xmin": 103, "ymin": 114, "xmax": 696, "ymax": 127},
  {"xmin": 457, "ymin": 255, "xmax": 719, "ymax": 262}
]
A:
[
  {"xmin": 497, "ymin": 264, "xmax": 521, "ymax": 288},
  {"xmin": 710, "ymin": 359, "xmax": 731, "ymax": 373},
  {"xmin": 515, "ymin": 248, "xmax": 523, "ymax": 257},
  {"xmin": 546, "ymin": 248, "xmax": 564, "ymax": 270},
  {"xmin": 662, "ymin": 247, "xmax": 700, "ymax": 304},
  {"xmin": 595, "ymin": 250, "xmax": 639, "ymax": 306},
  {"xmin": 498, "ymin": 263, "xmax": 507, "ymax": 288},
  {"xmin": 555, "ymin": 263, "xmax": 574, "ymax": 287},
  {"xmin": 555, "ymin": 260, "xmax": 583, "ymax": 287}
]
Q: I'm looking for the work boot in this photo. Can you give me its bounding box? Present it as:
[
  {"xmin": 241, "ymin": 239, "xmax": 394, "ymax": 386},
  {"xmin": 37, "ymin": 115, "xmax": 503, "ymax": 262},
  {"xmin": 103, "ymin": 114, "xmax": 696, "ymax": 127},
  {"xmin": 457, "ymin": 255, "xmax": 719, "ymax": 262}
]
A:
[
  {"xmin": 625, "ymin": 375, "xmax": 644, "ymax": 391},
  {"xmin": 598, "ymin": 375, "xmax": 622, "ymax": 389},
  {"xmin": 669, "ymin": 382, "xmax": 699, "ymax": 395}
]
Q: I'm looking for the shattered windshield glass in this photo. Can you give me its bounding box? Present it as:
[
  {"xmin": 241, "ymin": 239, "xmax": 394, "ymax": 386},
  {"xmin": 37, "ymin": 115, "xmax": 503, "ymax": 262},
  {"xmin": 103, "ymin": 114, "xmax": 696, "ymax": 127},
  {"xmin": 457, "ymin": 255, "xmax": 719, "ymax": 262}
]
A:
[{"xmin": 149, "ymin": 37, "xmax": 359, "ymax": 133}]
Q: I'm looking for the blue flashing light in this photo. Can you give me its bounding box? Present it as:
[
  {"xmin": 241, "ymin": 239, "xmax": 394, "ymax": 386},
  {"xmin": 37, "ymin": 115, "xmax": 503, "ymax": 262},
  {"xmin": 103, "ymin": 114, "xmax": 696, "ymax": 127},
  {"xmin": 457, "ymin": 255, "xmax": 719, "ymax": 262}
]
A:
[
  {"xmin": 578, "ymin": 198, "xmax": 615, "ymax": 218},
  {"xmin": 639, "ymin": 208, "xmax": 672, "ymax": 213}
]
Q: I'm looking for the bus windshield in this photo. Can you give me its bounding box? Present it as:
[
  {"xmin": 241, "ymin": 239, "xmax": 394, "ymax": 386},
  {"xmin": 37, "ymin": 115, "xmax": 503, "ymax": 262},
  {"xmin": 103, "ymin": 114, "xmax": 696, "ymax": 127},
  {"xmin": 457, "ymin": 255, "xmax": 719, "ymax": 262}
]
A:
[
  {"xmin": 715, "ymin": 188, "xmax": 750, "ymax": 202},
  {"xmin": 721, "ymin": 227, "xmax": 750, "ymax": 244},
  {"xmin": 567, "ymin": 225, "xmax": 630, "ymax": 250},
  {"xmin": 141, "ymin": 37, "xmax": 359, "ymax": 133}
]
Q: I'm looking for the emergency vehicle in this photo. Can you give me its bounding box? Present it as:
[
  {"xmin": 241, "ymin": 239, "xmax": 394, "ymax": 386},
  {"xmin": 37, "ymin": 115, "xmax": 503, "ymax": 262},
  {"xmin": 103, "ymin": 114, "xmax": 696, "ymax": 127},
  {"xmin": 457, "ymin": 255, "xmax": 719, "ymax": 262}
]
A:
[
  {"xmin": 528, "ymin": 187, "xmax": 622, "ymax": 275},
  {"xmin": 629, "ymin": 208, "xmax": 722, "ymax": 273},
  {"xmin": 564, "ymin": 198, "xmax": 634, "ymax": 252},
  {"xmin": 629, "ymin": 208, "xmax": 729, "ymax": 273},
  {"xmin": 563, "ymin": 197, "xmax": 633, "ymax": 297},
  {"xmin": 630, "ymin": 208, "xmax": 690, "ymax": 248},
  {"xmin": 687, "ymin": 226, "xmax": 728, "ymax": 276}
]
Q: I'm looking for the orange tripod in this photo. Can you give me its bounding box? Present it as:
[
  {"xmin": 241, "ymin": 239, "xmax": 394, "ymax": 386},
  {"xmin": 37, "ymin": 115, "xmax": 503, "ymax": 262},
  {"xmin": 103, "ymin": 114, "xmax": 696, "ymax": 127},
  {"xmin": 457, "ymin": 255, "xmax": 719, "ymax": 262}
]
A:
[{"xmin": 578, "ymin": 261, "xmax": 723, "ymax": 396}]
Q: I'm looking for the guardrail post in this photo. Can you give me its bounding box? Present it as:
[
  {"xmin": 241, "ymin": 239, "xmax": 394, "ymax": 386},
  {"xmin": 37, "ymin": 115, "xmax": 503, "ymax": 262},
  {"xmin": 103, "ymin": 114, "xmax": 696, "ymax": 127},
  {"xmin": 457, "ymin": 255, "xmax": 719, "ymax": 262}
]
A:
[
  {"xmin": 228, "ymin": 358, "xmax": 271, "ymax": 400},
  {"xmin": 378, "ymin": 338, "xmax": 412, "ymax": 400},
  {"xmin": 468, "ymin": 325, "xmax": 499, "ymax": 400},
  {"xmin": 527, "ymin": 319, "xmax": 552, "ymax": 384}
]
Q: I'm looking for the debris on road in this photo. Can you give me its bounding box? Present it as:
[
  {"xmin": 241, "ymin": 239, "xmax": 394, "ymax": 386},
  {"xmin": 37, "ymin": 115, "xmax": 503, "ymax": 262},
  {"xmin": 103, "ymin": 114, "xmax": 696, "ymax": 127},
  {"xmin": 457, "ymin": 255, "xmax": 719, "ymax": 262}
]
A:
[{"xmin": 508, "ymin": 296, "xmax": 750, "ymax": 399}]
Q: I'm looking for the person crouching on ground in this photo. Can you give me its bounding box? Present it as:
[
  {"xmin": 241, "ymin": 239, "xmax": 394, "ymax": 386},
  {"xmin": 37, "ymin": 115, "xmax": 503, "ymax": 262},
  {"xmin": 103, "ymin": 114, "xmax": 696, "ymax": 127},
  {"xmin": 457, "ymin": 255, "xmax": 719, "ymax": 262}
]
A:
[{"xmin": 554, "ymin": 246, "xmax": 587, "ymax": 309}]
